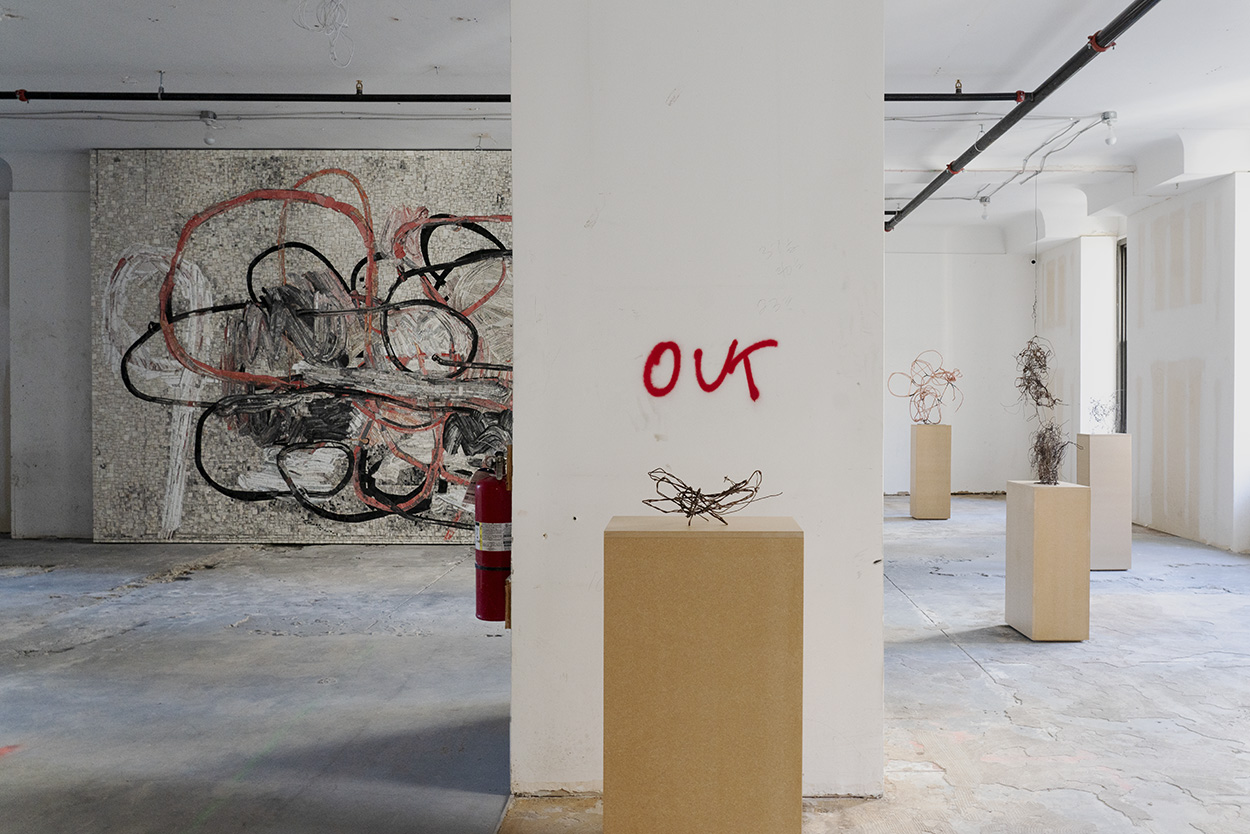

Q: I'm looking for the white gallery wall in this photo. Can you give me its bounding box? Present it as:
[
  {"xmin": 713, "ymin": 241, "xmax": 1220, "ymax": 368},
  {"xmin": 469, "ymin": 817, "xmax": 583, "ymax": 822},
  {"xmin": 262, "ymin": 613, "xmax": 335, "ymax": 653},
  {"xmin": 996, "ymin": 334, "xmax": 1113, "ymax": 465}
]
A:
[
  {"xmin": 883, "ymin": 227, "xmax": 1035, "ymax": 493},
  {"xmin": 3, "ymin": 152, "xmax": 92, "ymax": 538},
  {"xmin": 1127, "ymin": 174, "xmax": 1250, "ymax": 553},
  {"xmin": 512, "ymin": 0, "xmax": 885, "ymax": 797}
]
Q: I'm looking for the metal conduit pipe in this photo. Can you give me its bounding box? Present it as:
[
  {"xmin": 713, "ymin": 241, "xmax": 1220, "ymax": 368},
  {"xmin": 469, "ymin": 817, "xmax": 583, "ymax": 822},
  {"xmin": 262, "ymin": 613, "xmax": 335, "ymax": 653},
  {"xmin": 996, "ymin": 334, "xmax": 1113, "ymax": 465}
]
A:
[
  {"xmin": 12, "ymin": 88, "xmax": 1033, "ymax": 105},
  {"xmin": 883, "ymin": 0, "xmax": 1166, "ymax": 232},
  {"xmin": 10, "ymin": 90, "xmax": 510, "ymax": 104},
  {"xmin": 12, "ymin": 88, "xmax": 1038, "ymax": 105},
  {"xmin": 886, "ymin": 92, "xmax": 1033, "ymax": 103}
]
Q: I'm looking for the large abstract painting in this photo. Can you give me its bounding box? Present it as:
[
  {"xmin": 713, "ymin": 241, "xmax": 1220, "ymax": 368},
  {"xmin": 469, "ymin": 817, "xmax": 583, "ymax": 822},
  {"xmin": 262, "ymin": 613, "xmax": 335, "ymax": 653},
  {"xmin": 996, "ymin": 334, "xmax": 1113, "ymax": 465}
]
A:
[{"xmin": 91, "ymin": 150, "xmax": 512, "ymax": 542}]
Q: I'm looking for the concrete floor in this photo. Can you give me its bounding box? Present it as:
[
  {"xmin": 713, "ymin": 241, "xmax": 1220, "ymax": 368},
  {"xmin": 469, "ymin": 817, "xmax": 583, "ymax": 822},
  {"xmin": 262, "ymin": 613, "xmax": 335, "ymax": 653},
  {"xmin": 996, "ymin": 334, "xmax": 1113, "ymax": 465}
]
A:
[
  {"xmin": 0, "ymin": 539, "xmax": 510, "ymax": 834},
  {"xmin": 4, "ymin": 496, "xmax": 1249, "ymax": 833},
  {"xmin": 502, "ymin": 495, "xmax": 1250, "ymax": 833}
]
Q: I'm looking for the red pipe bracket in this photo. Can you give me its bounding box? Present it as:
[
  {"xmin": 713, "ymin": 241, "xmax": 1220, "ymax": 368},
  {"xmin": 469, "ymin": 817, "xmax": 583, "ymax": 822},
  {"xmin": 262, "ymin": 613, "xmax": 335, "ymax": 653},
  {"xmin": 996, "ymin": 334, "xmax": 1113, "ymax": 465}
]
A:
[
  {"xmin": 1016, "ymin": 90, "xmax": 1026, "ymax": 103},
  {"xmin": 945, "ymin": 162, "xmax": 963, "ymax": 175},
  {"xmin": 1088, "ymin": 31, "xmax": 1115, "ymax": 52},
  {"xmin": 15, "ymin": 89, "xmax": 28, "ymax": 102}
]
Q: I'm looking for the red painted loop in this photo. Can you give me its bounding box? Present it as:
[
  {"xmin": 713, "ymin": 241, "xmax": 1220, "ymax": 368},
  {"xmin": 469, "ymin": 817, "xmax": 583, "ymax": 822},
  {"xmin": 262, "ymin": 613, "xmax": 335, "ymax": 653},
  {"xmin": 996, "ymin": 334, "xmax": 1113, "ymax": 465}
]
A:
[
  {"xmin": 15, "ymin": 89, "xmax": 28, "ymax": 102},
  {"xmin": 1088, "ymin": 31, "xmax": 1114, "ymax": 52},
  {"xmin": 1016, "ymin": 90, "xmax": 1026, "ymax": 103},
  {"xmin": 946, "ymin": 162, "xmax": 963, "ymax": 175}
]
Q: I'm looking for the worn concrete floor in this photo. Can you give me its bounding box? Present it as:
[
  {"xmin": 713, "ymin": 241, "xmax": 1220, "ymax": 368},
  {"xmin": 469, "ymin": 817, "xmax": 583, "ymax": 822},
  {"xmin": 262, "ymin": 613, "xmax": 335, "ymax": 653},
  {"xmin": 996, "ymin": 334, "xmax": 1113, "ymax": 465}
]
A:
[
  {"xmin": 0, "ymin": 539, "xmax": 510, "ymax": 834},
  {"xmin": 4, "ymin": 497, "xmax": 1248, "ymax": 833},
  {"xmin": 502, "ymin": 495, "xmax": 1250, "ymax": 833}
]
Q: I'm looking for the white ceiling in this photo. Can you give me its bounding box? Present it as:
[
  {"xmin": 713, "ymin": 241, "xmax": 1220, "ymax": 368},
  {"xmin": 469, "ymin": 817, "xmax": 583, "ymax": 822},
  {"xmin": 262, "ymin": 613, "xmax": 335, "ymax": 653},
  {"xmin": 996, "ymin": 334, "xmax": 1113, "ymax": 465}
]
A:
[
  {"xmin": 884, "ymin": 0, "xmax": 1250, "ymax": 232},
  {"xmin": 2, "ymin": 1, "xmax": 1249, "ymax": 233},
  {"xmin": 0, "ymin": 1, "xmax": 514, "ymax": 153}
]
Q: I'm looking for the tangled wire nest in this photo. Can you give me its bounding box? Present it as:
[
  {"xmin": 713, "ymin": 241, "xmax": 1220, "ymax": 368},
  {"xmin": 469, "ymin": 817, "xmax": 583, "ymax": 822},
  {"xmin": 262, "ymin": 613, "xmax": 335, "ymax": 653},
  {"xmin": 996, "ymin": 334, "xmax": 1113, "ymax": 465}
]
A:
[
  {"xmin": 1014, "ymin": 337, "xmax": 1071, "ymax": 485},
  {"xmin": 888, "ymin": 349, "xmax": 963, "ymax": 424},
  {"xmin": 1028, "ymin": 422, "xmax": 1071, "ymax": 486},
  {"xmin": 642, "ymin": 468, "xmax": 779, "ymax": 525},
  {"xmin": 1015, "ymin": 337, "xmax": 1060, "ymax": 413}
]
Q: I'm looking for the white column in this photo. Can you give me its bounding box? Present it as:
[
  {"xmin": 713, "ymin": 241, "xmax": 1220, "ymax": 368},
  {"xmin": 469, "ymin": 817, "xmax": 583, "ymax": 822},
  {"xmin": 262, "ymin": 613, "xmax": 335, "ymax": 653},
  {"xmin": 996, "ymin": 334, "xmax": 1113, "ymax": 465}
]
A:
[
  {"xmin": 1078, "ymin": 236, "xmax": 1120, "ymax": 431},
  {"xmin": 511, "ymin": 1, "xmax": 884, "ymax": 795},
  {"xmin": 5, "ymin": 152, "xmax": 91, "ymax": 538},
  {"xmin": 1036, "ymin": 236, "xmax": 1119, "ymax": 483},
  {"xmin": 0, "ymin": 162, "xmax": 11, "ymax": 531},
  {"xmin": 1235, "ymin": 174, "xmax": 1250, "ymax": 554}
]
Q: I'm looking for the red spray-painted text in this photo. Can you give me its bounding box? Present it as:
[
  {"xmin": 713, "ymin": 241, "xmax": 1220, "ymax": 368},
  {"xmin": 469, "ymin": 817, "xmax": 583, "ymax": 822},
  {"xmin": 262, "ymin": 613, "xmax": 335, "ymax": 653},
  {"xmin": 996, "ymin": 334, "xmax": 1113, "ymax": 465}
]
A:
[{"xmin": 643, "ymin": 339, "xmax": 779, "ymax": 401}]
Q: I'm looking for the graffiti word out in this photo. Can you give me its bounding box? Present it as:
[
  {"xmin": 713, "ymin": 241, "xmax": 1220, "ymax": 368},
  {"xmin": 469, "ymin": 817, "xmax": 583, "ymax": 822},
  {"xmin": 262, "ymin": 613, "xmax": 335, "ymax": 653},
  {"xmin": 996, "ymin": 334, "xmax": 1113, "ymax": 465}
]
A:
[{"xmin": 643, "ymin": 339, "xmax": 779, "ymax": 401}]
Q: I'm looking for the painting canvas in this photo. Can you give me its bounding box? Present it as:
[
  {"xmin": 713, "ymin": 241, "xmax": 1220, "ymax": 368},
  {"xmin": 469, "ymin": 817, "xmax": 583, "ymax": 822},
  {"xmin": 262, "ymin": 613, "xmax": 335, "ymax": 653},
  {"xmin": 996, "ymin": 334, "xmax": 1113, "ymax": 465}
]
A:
[{"xmin": 91, "ymin": 150, "xmax": 512, "ymax": 542}]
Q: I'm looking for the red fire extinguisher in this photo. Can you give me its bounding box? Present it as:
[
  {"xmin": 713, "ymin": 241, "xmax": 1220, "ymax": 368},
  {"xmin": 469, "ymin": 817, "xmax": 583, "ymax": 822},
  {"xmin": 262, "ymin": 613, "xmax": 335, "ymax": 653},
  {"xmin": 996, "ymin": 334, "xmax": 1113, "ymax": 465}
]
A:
[{"xmin": 474, "ymin": 454, "xmax": 511, "ymax": 622}]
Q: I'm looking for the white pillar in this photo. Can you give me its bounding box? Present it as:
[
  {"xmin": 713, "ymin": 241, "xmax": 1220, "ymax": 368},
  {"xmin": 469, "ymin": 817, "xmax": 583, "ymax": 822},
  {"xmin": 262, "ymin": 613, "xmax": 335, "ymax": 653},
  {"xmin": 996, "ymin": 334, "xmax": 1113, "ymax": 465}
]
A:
[
  {"xmin": 1036, "ymin": 235, "xmax": 1119, "ymax": 483},
  {"xmin": 0, "ymin": 158, "xmax": 11, "ymax": 531},
  {"xmin": 5, "ymin": 152, "xmax": 91, "ymax": 538},
  {"xmin": 511, "ymin": 1, "xmax": 884, "ymax": 795},
  {"xmin": 1078, "ymin": 236, "xmax": 1120, "ymax": 431}
]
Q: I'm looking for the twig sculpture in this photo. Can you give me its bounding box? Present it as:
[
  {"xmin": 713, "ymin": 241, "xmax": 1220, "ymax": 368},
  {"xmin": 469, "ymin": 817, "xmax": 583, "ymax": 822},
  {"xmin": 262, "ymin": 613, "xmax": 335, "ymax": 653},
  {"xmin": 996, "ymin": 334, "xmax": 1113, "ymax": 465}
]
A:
[
  {"xmin": 643, "ymin": 468, "xmax": 779, "ymax": 525},
  {"xmin": 888, "ymin": 350, "xmax": 963, "ymax": 424},
  {"xmin": 1014, "ymin": 337, "xmax": 1072, "ymax": 485}
]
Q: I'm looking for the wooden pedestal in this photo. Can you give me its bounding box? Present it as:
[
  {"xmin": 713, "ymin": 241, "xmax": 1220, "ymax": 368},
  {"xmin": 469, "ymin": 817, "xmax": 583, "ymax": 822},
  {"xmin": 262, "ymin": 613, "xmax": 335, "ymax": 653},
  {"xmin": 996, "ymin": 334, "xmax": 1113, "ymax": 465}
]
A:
[
  {"xmin": 1005, "ymin": 481, "xmax": 1090, "ymax": 642},
  {"xmin": 910, "ymin": 423, "xmax": 952, "ymax": 519},
  {"xmin": 1077, "ymin": 433, "xmax": 1132, "ymax": 571},
  {"xmin": 603, "ymin": 516, "xmax": 803, "ymax": 834}
]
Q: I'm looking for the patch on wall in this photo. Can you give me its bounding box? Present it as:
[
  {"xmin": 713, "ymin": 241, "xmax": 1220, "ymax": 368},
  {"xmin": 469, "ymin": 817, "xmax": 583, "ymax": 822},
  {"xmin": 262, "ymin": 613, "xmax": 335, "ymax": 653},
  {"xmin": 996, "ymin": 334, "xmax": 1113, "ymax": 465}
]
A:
[{"xmin": 90, "ymin": 150, "xmax": 512, "ymax": 543}]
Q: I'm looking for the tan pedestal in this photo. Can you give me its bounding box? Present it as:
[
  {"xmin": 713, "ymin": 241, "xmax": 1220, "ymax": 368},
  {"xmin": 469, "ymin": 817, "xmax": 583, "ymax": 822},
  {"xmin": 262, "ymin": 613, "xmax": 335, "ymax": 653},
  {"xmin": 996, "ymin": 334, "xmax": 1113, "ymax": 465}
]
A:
[
  {"xmin": 910, "ymin": 423, "xmax": 952, "ymax": 519},
  {"xmin": 1005, "ymin": 481, "xmax": 1090, "ymax": 642},
  {"xmin": 1077, "ymin": 433, "xmax": 1132, "ymax": 571},
  {"xmin": 603, "ymin": 516, "xmax": 803, "ymax": 834}
]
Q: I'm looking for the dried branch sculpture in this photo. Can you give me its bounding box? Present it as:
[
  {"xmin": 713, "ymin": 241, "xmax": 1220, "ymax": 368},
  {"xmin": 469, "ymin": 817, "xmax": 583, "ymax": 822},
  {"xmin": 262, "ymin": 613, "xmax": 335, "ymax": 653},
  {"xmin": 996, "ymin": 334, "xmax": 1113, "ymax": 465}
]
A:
[
  {"xmin": 1014, "ymin": 337, "xmax": 1072, "ymax": 485},
  {"xmin": 643, "ymin": 468, "xmax": 779, "ymax": 525},
  {"xmin": 888, "ymin": 350, "xmax": 963, "ymax": 424}
]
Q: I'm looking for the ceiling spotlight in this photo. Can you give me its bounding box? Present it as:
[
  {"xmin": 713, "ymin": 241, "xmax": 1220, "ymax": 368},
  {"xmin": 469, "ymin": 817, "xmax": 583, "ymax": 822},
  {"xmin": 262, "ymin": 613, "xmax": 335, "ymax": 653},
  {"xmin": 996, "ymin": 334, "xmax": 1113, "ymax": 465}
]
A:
[
  {"xmin": 980, "ymin": 196, "xmax": 990, "ymax": 221},
  {"xmin": 1102, "ymin": 110, "xmax": 1118, "ymax": 146}
]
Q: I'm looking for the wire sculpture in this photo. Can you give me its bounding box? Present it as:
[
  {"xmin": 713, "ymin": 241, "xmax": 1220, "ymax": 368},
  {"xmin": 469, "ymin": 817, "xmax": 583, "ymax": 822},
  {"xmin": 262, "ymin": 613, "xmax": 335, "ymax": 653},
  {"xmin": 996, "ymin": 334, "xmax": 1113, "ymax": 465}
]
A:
[
  {"xmin": 1014, "ymin": 337, "xmax": 1072, "ymax": 485},
  {"xmin": 1028, "ymin": 422, "xmax": 1070, "ymax": 488},
  {"xmin": 643, "ymin": 468, "xmax": 779, "ymax": 525},
  {"xmin": 888, "ymin": 350, "xmax": 963, "ymax": 424},
  {"xmin": 1015, "ymin": 338, "xmax": 1060, "ymax": 412}
]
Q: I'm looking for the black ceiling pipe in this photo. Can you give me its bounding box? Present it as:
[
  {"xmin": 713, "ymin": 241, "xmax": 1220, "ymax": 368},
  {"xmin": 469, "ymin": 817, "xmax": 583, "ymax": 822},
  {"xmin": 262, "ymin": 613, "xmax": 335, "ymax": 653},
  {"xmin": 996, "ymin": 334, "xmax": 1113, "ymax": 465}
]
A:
[
  {"xmin": 10, "ymin": 90, "xmax": 510, "ymax": 104},
  {"xmin": 884, "ymin": 0, "xmax": 1165, "ymax": 232},
  {"xmin": 15, "ymin": 87, "xmax": 1034, "ymax": 106},
  {"xmin": 886, "ymin": 92, "xmax": 1033, "ymax": 103}
]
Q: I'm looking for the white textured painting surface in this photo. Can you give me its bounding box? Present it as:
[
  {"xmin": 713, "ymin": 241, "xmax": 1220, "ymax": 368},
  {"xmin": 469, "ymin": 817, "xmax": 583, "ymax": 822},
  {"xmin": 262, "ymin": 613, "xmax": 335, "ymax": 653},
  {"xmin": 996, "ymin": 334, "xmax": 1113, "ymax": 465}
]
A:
[{"xmin": 91, "ymin": 150, "xmax": 512, "ymax": 542}]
